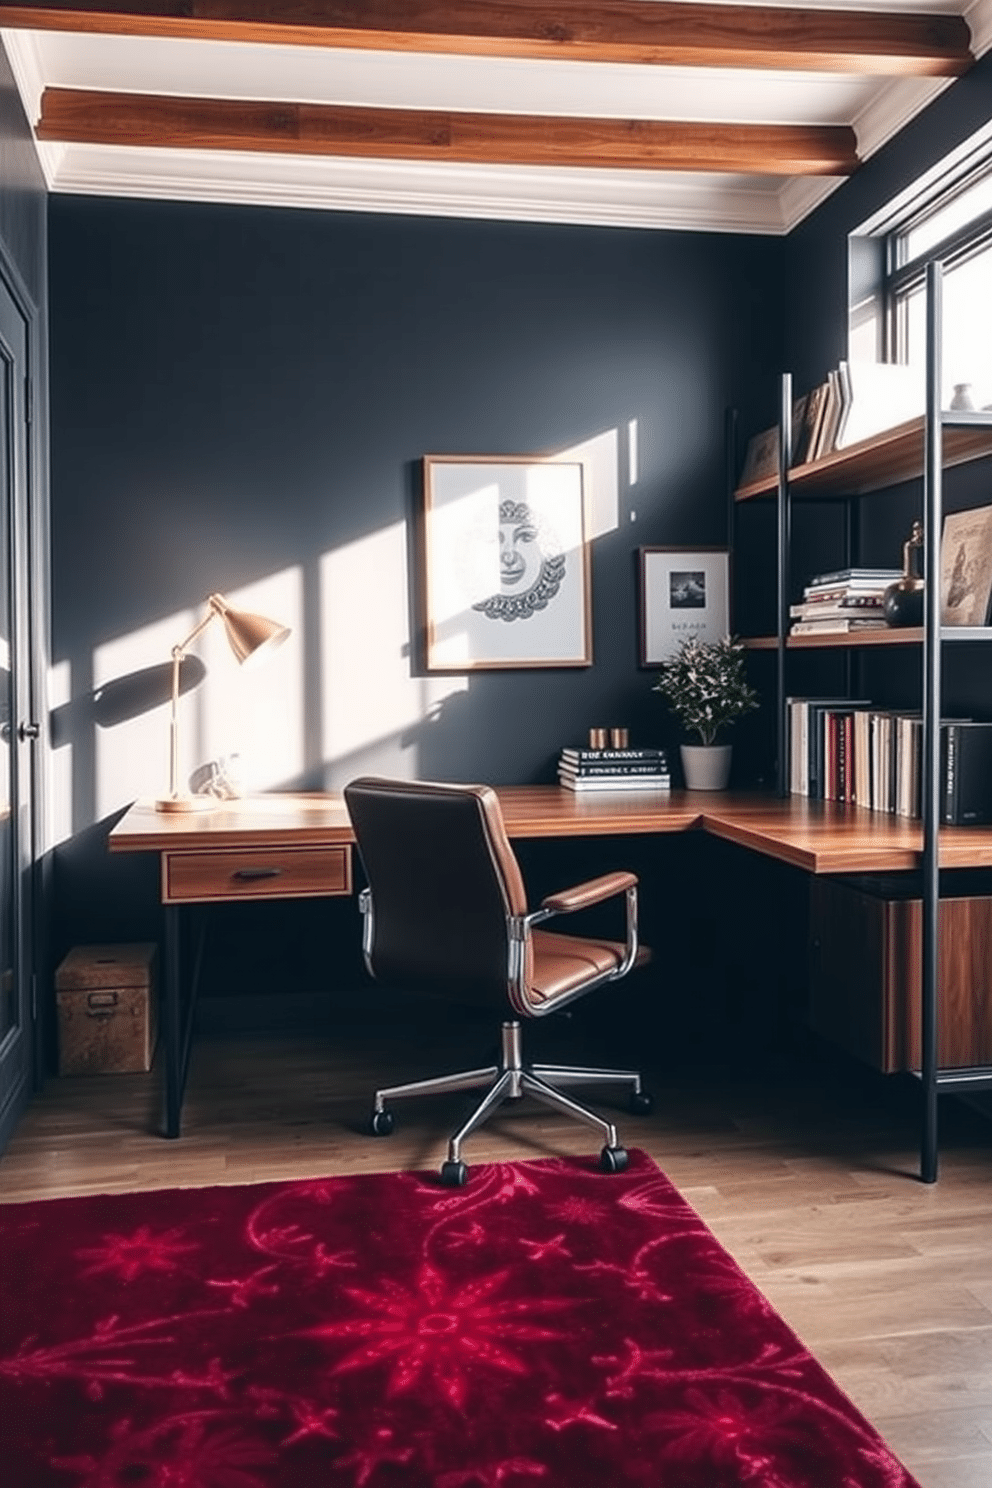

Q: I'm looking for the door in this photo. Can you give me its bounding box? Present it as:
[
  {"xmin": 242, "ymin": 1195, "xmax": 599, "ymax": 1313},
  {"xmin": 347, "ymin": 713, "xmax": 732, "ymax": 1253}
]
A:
[{"xmin": 0, "ymin": 270, "xmax": 37, "ymax": 1146}]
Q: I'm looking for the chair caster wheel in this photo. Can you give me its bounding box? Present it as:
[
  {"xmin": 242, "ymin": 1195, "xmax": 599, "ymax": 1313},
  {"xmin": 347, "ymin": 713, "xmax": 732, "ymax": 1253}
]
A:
[
  {"xmin": 600, "ymin": 1145, "xmax": 628, "ymax": 1174},
  {"xmin": 630, "ymin": 1090, "xmax": 654, "ymax": 1116},
  {"xmin": 440, "ymin": 1159, "xmax": 468, "ymax": 1187},
  {"xmin": 369, "ymin": 1109, "xmax": 394, "ymax": 1136}
]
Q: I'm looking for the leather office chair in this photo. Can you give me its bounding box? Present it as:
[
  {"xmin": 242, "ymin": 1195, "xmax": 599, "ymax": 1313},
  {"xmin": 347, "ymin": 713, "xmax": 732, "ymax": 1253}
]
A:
[{"xmin": 344, "ymin": 776, "xmax": 652, "ymax": 1185}]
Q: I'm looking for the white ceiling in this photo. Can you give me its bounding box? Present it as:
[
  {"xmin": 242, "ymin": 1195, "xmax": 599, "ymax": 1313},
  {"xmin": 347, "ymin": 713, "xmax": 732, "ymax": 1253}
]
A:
[{"xmin": 4, "ymin": 0, "xmax": 991, "ymax": 235}]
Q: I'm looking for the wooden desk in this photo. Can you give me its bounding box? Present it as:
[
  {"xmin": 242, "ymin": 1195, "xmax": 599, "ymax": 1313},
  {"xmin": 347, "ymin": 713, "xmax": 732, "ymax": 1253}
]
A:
[{"xmin": 109, "ymin": 788, "xmax": 992, "ymax": 1137}]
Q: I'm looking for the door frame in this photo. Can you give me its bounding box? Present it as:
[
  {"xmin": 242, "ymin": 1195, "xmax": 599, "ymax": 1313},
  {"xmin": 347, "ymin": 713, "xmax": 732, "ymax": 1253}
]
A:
[{"xmin": 0, "ymin": 240, "xmax": 50, "ymax": 1152}]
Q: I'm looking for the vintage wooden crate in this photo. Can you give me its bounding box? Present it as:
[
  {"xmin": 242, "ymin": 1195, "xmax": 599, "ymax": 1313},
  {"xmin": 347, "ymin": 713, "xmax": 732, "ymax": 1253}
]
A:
[{"xmin": 55, "ymin": 943, "xmax": 158, "ymax": 1075}]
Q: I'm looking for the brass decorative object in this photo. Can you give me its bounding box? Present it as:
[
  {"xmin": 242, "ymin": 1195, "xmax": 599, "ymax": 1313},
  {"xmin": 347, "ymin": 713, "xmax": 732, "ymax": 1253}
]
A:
[{"xmin": 882, "ymin": 521, "xmax": 925, "ymax": 627}]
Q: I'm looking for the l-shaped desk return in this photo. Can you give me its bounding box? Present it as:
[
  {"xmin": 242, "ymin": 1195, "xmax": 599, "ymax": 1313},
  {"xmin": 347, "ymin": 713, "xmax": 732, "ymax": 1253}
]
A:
[{"xmin": 109, "ymin": 788, "xmax": 992, "ymax": 1141}]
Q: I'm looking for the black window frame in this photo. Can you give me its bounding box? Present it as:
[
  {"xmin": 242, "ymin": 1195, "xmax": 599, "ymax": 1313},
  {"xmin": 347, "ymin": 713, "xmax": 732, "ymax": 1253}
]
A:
[{"xmin": 882, "ymin": 158, "xmax": 992, "ymax": 365}]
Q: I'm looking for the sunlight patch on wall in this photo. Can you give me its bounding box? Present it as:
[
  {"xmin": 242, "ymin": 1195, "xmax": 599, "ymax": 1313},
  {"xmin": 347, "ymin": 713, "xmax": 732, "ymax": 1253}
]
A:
[
  {"xmin": 48, "ymin": 658, "xmax": 72, "ymax": 845},
  {"xmin": 320, "ymin": 522, "xmax": 467, "ymax": 774},
  {"xmin": 627, "ymin": 420, "xmax": 639, "ymax": 487},
  {"xmin": 550, "ymin": 428, "xmax": 620, "ymax": 539}
]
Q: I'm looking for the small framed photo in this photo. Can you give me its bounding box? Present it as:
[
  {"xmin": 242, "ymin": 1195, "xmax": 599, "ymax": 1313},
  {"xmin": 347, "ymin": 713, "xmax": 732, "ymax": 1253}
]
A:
[
  {"xmin": 639, "ymin": 547, "xmax": 730, "ymax": 665},
  {"xmin": 940, "ymin": 504, "xmax": 992, "ymax": 626},
  {"xmin": 738, "ymin": 426, "xmax": 779, "ymax": 489},
  {"xmin": 420, "ymin": 454, "xmax": 592, "ymax": 671}
]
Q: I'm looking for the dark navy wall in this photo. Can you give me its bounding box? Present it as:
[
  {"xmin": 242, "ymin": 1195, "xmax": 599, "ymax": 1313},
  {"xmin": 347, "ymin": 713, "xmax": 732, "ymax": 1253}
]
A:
[{"xmin": 48, "ymin": 198, "xmax": 783, "ymax": 981}]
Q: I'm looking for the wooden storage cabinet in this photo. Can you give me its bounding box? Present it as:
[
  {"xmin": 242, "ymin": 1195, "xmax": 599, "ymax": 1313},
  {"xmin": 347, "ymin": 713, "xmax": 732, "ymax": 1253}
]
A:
[{"xmin": 809, "ymin": 877, "xmax": 992, "ymax": 1072}]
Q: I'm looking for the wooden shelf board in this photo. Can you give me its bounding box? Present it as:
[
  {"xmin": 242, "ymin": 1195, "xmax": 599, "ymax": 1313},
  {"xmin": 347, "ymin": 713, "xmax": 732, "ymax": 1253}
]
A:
[
  {"xmin": 735, "ymin": 415, "xmax": 992, "ymax": 502},
  {"xmin": 742, "ymin": 626, "xmax": 992, "ymax": 650}
]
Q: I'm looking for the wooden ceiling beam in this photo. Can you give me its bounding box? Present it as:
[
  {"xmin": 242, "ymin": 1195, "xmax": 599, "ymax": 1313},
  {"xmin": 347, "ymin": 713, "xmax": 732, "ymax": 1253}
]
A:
[
  {"xmin": 37, "ymin": 87, "xmax": 860, "ymax": 175},
  {"xmin": 0, "ymin": 2, "xmax": 973, "ymax": 77}
]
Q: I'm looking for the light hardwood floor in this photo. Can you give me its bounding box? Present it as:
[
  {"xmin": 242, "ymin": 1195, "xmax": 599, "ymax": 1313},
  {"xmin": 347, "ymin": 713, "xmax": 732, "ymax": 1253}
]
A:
[{"xmin": 2, "ymin": 1004, "xmax": 991, "ymax": 1488}]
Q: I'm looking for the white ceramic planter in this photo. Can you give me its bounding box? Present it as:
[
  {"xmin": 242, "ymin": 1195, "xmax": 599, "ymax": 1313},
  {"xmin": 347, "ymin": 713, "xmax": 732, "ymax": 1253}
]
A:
[{"xmin": 680, "ymin": 743, "xmax": 732, "ymax": 791}]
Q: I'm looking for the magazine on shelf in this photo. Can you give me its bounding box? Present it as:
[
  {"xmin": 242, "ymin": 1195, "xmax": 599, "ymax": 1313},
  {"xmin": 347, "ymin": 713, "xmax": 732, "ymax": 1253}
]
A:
[
  {"xmin": 806, "ymin": 566, "xmax": 901, "ymax": 588},
  {"xmin": 790, "ymin": 617, "xmax": 889, "ymax": 635},
  {"xmin": 790, "ymin": 598, "xmax": 886, "ymax": 621}
]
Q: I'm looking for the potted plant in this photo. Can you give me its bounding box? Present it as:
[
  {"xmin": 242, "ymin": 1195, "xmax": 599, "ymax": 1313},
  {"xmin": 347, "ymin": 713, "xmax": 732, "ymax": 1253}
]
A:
[{"xmin": 653, "ymin": 634, "xmax": 758, "ymax": 790}]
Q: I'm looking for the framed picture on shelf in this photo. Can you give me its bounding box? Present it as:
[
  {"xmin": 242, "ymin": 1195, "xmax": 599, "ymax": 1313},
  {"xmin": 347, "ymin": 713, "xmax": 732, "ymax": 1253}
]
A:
[
  {"xmin": 940, "ymin": 503, "xmax": 992, "ymax": 626},
  {"xmin": 639, "ymin": 547, "xmax": 730, "ymax": 666},
  {"xmin": 738, "ymin": 426, "xmax": 779, "ymax": 488},
  {"xmin": 419, "ymin": 454, "xmax": 591, "ymax": 671}
]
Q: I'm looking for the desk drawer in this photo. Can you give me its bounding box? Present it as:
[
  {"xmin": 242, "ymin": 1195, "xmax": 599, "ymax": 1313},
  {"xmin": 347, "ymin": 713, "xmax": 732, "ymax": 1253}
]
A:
[{"xmin": 163, "ymin": 845, "xmax": 352, "ymax": 904}]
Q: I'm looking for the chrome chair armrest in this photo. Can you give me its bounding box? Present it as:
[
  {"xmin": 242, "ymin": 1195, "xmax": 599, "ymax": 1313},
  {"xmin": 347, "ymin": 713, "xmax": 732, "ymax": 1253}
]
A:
[{"xmin": 509, "ymin": 873, "xmax": 640, "ymax": 989}]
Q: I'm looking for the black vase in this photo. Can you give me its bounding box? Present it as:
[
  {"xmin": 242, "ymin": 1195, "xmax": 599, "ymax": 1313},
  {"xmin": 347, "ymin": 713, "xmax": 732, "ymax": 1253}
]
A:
[{"xmin": 883, "ymin": 579, "xmax": 924, "ymax": 627}]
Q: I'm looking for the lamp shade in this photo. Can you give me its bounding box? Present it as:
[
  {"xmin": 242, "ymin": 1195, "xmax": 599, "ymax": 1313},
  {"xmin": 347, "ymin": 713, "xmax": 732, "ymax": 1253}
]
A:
[{"xmin": 208, "ymin": 593, "xmax": 290, "ymax": 669}]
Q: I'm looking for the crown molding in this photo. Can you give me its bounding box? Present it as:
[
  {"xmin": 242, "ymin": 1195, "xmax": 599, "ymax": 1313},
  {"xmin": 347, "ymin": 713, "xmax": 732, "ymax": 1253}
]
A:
[
  {"xmin": 964, "ymin": 0, "xmax": 992, "ymax": 56},
  {"xmin": 43, "ymin": 144, "xmax": 793, "ymax": 234}
]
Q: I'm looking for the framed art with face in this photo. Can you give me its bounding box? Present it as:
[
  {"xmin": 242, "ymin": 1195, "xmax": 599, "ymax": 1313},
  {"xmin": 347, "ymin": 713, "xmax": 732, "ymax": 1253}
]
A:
[
  {"xmin": 420, "ymin": 455, "xmax": 591, "ymax": 671},
  {"xmin": 639, "ymin": 546, "xmax": 731, "ymax": 665}
]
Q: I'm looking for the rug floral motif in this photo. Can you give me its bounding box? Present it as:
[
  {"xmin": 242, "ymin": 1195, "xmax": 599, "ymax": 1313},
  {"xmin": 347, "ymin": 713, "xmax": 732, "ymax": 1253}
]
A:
[{"xmin": 0, "ymin": 1149, "xmax": 920, "ymax": 1487}]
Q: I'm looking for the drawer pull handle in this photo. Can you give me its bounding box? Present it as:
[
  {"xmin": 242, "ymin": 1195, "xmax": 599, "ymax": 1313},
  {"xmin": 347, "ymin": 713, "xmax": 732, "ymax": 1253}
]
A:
[
  {"xmin": 232, "ymin": 866, "xmax": 283, "ymax": 882},
  {"xmin": 87, "ymin": 991, "xmax": 119, "ymax": 1016}
]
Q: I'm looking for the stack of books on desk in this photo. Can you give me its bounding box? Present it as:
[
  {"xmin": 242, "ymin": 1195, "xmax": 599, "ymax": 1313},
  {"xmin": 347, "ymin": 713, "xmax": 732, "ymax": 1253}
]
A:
[
  {"xmin": 558, "ymin": 747, "xmax": 671, "ymax": 792},
  {"xmin": 789, "ymin": 565, "xmax": 901, "ymax": 635}
]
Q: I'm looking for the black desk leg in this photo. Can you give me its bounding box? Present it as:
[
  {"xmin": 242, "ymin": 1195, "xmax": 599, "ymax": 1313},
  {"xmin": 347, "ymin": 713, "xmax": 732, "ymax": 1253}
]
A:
[
  {"xmin": 162, "ymin": 904, "xmax": 207, "ymax": 1139},
  {"xmin": 163, "ymin": 904, "xmax": 183, "ymax": 1138}
]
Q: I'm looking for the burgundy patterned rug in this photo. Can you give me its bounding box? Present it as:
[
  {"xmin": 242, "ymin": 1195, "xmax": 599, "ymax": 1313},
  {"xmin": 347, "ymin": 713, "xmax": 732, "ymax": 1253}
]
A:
[{"xmin": 1, "ymin": 1149, "xmax": 919, "ymax": 1488}]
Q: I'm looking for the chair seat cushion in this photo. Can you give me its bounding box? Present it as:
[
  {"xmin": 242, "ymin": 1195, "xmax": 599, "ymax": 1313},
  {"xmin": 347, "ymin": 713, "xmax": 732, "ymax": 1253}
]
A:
[{"xmin": 529, "ymin": 929, "xmax": 651, "ymax": 1007}]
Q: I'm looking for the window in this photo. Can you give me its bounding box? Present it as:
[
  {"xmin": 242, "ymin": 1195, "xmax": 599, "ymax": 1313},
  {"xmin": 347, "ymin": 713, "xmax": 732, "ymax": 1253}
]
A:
[{"xmin": 884, "ymin": 157, "xmax": 992, "ymax": 409}]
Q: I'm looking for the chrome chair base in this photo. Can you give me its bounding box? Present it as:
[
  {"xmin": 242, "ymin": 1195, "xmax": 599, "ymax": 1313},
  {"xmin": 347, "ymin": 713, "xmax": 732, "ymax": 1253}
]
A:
[{"xmin": 371, "ymin": 1019, "xmax": 649, "ymax": 1174}]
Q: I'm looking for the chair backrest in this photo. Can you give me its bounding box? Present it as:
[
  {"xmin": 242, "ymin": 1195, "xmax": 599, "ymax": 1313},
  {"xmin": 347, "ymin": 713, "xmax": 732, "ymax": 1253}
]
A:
[{"xmin": 343, "ymin": 777, "xmax": 530, "ymax": 1007}]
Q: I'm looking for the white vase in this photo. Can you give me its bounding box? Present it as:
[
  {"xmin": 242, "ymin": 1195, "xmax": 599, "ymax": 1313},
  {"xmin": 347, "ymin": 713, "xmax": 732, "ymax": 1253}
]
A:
[{"xmin": 680, "ymin": 743, "xmax": 732, "ymax": 791}]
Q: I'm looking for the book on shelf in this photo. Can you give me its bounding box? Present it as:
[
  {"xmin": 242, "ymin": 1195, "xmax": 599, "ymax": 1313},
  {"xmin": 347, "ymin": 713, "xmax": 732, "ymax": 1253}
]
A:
[
  {"xmin": 812, "ymin": 368, "xmax": 844, "ymax": 460},
  {"xmin": 794, "ymin": 380, "xmax": 829, "ymax": 466},
  {"xmin": 834, "ymin": 359, "xmax": 853, "ymax": 448},
  {"xmin": 787, "ymin": 698, "xmax": 871, "ymax": 799},
  {"xmin": 787, "ymin": 701, "xmax": 989, "ymax": 821},
  {"xmin": 943, "ymin": 722, "xmax": 992, "ymax": 826}
]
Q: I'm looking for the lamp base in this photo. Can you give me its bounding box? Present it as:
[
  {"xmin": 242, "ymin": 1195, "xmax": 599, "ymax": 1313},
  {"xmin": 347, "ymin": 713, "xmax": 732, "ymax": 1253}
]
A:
[{"xmin": 155, "ymin": 794, "xmax": 219, "ymax": 814}]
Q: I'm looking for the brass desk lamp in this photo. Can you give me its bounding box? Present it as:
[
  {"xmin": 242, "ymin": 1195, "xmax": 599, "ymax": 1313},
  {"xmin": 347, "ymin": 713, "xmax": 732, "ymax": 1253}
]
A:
[{"xmin": 156, "ymin": 592, "xmax": 290, "ymax": 813}]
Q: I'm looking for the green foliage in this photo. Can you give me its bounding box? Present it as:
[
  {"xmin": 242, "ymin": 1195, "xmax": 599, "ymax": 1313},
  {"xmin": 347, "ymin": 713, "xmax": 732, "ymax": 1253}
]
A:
[{"xmin": 653, "ymin": 635, "xmax": 759, "ymax": 746}]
